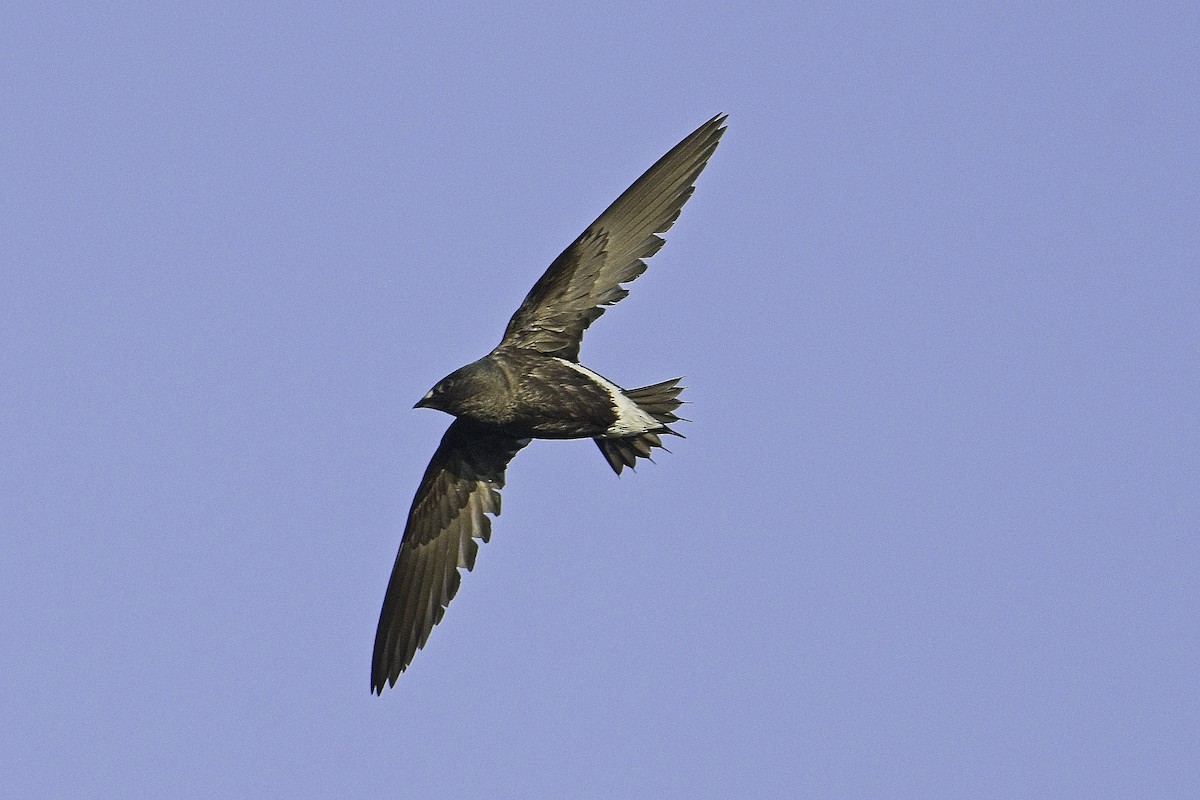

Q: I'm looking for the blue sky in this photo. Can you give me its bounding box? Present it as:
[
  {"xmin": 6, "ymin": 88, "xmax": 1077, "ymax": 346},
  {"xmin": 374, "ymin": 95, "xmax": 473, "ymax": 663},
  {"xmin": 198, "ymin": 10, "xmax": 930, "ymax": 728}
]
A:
[{"xmin": 3, "ymin": 3, "xmax": 1197, "ymax": 797}]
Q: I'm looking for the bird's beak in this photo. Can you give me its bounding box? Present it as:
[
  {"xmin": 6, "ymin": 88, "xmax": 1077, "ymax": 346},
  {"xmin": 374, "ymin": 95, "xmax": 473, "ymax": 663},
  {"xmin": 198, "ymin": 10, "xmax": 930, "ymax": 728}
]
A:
[{"xmin": 414, "ymin": 390, "xmax": 434, "ymax": 409}]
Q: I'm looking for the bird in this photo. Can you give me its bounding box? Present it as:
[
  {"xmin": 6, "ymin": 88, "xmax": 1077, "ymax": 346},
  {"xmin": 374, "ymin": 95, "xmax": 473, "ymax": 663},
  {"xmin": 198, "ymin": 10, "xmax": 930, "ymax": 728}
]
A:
[{"xmin": 371, "ymin": 114, "xmax": 727, "ymax": 694}]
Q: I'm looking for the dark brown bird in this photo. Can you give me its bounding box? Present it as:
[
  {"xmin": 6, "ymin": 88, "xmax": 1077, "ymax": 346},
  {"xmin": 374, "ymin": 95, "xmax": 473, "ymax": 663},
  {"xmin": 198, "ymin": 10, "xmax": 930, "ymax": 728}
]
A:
[{"xmin": 371, "ymin": 115, "xmax": 726, "ymax": 694}]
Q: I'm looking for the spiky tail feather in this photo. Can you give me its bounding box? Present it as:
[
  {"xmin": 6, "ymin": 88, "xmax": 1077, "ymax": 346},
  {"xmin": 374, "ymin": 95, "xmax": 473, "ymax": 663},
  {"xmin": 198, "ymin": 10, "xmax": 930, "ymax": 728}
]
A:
[{"xmin": 595, "ymin": 378, "xmax": 686, "ymax": 475}]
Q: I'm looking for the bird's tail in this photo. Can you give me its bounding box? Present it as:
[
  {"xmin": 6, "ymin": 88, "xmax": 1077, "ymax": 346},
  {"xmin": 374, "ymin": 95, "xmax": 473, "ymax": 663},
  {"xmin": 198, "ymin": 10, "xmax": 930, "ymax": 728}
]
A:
[{"xmin": 594, "ymin": 378, "xmax": 686, "ymax": 475}]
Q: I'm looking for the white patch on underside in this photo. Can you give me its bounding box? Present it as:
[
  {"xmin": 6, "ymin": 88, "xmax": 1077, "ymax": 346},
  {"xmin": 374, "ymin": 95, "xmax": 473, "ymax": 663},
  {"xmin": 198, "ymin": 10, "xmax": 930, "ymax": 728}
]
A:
[{"xmin": 554, "ymin": 359, "xmax": 658, "ymax": 437}]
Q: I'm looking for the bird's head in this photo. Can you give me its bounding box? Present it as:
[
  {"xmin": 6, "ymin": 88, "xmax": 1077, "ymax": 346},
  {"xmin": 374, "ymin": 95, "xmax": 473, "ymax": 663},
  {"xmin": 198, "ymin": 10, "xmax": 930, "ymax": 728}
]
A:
[
  {"xmin": 415, "ymin": 363, "xmax": 482, "ymax": 416},
  {"xmin": 415, "ymin": 377, "xmax": 456, "ymax": 414}
]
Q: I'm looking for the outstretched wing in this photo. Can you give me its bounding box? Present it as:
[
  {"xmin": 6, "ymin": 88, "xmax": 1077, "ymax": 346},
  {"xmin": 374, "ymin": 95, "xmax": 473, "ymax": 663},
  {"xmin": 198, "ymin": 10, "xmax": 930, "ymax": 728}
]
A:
[
  {"xmin": 499, "ymin": 114, "xmax": 727, "ymax": 361},
  {"xmin": 371, "ymin": 419, "xmax": 528, "ymax": 694}
]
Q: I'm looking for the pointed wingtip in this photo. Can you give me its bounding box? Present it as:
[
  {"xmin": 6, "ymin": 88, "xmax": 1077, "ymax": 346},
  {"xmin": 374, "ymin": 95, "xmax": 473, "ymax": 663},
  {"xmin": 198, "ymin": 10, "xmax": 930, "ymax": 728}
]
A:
[{"xmin": 705, "ymin": 113, "xmax": 729, "ymax": 138}]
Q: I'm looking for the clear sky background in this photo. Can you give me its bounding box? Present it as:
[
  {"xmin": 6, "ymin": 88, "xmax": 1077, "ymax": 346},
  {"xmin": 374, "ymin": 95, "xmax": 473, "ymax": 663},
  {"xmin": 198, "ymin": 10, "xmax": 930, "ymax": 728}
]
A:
[{"xmin": 3, "ymin": 3, "xmax": 1197, "ymax": 797}]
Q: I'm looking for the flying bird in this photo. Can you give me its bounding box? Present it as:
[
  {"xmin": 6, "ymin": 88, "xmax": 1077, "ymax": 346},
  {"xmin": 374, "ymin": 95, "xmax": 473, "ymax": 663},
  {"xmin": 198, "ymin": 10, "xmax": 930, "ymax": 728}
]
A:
[{"xmin": 371, "ymin": 114, "xmax": 727, "ymax": 694}]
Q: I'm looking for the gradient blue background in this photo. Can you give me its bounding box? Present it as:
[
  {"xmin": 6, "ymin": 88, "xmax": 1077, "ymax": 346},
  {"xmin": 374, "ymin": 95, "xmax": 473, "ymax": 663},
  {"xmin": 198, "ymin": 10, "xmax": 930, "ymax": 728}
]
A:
[{"xmin": 3, "ymin": 3, "xmax": 1197, "ymax": 797}]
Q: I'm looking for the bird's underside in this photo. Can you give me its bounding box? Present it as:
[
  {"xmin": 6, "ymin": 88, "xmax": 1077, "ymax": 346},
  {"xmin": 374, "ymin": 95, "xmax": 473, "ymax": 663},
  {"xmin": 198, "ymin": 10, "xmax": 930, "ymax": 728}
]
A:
[{"xmin": 371, "ymin": 114, "xmax": 726, "ymax": 694}]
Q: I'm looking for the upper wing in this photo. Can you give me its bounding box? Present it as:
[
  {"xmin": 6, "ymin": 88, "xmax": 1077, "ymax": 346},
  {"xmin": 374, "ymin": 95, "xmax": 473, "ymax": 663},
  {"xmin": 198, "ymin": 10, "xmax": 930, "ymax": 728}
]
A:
[
  {"xmin": 371, "ymin": 419, "xmax": 528, "ymax": 694},
  {"xmin": 499, "ymin": 115, "xmax": 727, "ymax": 361}
]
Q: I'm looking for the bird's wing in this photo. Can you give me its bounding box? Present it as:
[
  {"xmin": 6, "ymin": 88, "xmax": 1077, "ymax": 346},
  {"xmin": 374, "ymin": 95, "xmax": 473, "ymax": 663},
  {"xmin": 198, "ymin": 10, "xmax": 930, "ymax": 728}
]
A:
[
  {"xmin": 499, "ymin": 115, "xmax": 726, "ymax": 361},
  {"xmin": 371, "ymin": 419, "xmax": 528, "ymax": 693}
]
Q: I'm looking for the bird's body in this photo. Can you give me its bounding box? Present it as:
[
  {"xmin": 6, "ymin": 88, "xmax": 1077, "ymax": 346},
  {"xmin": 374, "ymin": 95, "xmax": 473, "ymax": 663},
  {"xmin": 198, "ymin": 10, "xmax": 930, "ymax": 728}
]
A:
[
  {"xmin": 372, "ymin": 115, "xmax": 726, "ymax": 694},
  {"xmin": 419, "ymin": 351, "xmax": 661, "ymax": 439}
]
